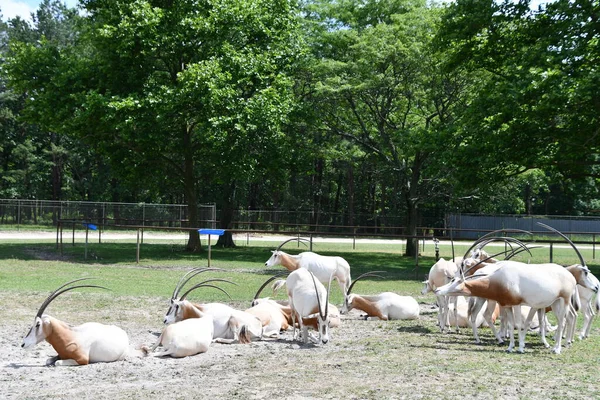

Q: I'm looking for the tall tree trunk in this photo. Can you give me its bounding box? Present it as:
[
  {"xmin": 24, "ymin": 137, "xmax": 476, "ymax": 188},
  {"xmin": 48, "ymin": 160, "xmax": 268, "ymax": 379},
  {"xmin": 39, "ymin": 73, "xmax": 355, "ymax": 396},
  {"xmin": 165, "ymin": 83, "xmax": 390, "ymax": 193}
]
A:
[
  {"xmin": 311, "ymin": 158, "xmax": 324, "ymax": 230},
  {"xmin": 216, "ymin": 181, "xmax": 237, "ymax": 247},
  {"xmin": 183, "ymin": 125, "xmax": 200, "ymax": 252},
  {"xmin": 404, "ymin": 153, "xmax": 424, "ymax": 257},
  {"xmin": 346, "ymin": 163, "xmax": 355, "ymax": 227}
]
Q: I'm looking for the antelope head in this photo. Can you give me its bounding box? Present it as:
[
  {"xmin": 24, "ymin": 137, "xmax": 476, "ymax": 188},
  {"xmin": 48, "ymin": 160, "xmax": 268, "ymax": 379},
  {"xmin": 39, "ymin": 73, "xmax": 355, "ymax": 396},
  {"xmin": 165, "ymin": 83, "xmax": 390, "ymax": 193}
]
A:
[
  {"xmin": 164, "ymin": 268, "xmax": 235, "ymax": 324},
  {"xmin": 264, "ymin": 238, "xmax": 309, "ymax": 267},
  {"xmin": 22, "ymin": 278, "xmax": 108, "ymax": 349},
  {"xmin": 538, "ymin": 222, "xmax": 599, "ymax": 293},
  {"xmin": 341, "ymin": 271, "xmax": 386, "ymax": 314}
]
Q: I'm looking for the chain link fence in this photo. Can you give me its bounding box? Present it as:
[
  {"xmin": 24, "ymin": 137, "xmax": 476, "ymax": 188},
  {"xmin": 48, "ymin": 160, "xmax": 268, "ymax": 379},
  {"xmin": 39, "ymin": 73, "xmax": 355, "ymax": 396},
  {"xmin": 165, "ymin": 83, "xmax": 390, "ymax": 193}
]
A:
[{"xmin": 0, "ymin": 199, "xmax": 216, "ymax": 230}]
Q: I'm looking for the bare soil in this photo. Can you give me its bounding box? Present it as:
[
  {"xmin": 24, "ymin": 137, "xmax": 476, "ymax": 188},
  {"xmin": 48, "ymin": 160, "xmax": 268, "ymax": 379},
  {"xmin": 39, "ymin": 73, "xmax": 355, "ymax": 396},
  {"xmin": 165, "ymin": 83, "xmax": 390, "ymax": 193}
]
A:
[{"xmin": 3, "ymin": 292, "xmax": 598, "ymax": 400}]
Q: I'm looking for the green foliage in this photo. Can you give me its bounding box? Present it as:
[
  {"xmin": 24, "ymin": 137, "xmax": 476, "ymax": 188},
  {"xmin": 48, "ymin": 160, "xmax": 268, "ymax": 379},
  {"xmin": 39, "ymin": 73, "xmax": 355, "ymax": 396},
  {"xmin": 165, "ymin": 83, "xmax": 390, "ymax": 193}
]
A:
[{"xmin": 440, "ymin": 0, "xmax": 600, "ymax": 185}]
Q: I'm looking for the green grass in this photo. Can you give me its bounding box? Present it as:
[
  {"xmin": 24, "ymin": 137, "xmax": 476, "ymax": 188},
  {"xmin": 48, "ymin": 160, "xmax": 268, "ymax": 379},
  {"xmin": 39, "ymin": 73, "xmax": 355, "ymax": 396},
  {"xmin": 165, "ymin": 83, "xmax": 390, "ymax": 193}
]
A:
[{"xmin": 1, "ymin": 236, "xmax": 599, "ymax": 300}]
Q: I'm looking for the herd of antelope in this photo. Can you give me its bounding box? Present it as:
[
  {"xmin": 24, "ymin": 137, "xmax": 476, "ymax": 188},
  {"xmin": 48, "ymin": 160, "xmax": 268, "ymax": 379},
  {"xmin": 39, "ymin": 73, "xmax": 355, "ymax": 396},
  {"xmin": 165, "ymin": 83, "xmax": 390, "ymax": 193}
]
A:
[{"xmin": 20, "ymin": 223, "xmax": 600, "ymax": 365}]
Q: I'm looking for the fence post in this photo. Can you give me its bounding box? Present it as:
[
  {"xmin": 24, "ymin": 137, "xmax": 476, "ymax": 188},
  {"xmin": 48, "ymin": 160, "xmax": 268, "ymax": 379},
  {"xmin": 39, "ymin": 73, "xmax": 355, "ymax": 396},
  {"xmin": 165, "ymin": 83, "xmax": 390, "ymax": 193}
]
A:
[
  {"xmin": 85, "ymin": 224, "xmax": 89, "ymax": 260},
  {"xmin": 309, "ymin": 234, "xmax": 313, "ymax": 251},
  {"xmin": 594, "ymin": 234, "xmax": 596, "ymax": 260},
  {"xmin": 136, "ymin": 228, "xmax": 141, "ymax": 264},
  {"xmin": 549, "ymin": 242, "xmax": 553, "ymax": 263},
  {"xmin": 353, "ymin": 228, "xmax": 356, "ymax": 250}
]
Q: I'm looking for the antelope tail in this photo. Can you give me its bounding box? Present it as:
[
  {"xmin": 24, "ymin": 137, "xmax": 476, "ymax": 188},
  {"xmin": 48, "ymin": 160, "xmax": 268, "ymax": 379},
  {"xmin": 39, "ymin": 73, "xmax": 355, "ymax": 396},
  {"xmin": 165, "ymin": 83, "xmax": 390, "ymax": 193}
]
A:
[
  {"xmin": 239, "ymin": 325, "xmax": 252, "ymax": 344},
  {"xmin": 571, "ymin": 286, "xmax": 581, "ymax": 312}
]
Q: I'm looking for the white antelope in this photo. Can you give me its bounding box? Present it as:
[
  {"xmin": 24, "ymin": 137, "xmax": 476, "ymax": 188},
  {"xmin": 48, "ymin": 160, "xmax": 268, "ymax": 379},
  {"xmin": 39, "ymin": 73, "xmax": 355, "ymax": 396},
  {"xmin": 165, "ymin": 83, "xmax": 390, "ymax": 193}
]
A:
[
  {"xmin": 142, "ymin": 313, "xmax": 214, "ymax": 358},
  {"xmin": 342, "ymin": 271, "xmax": 419, "ymax": 320},
  {"xmin": 578, "ymin": 280, "xmax": 600, "ymax": 340},
  {"xmin": 245, "ymin": 272, "xmax": 293, "ymax": 338},
  {"xmin": 163, "ymin": 268, "xmax": 263, "ymax": 344},
  {"xmin": 21, "ymin": 278, "xmax": 129, "ymax": 366},
  {"xmin": 421, "ymin": 258, "xmax": 459, "ymax": 331},
  {"xmin": 265, "ymin": 238, "xmax": 352, "ymax": 298},
  {"xmin": 269, "ymin": 275, "xmax": 342, "ymax": 330},
  {"xmin": 286, "ymin": 268, "xmax": 334, "ymax": 344},
  {"xmin": 435, "ymin": 260, "xmax": 578, "ymax": 354},
  {"xmin": 523, "ymin": 223, "xmax": 600, "ymax": 343}
]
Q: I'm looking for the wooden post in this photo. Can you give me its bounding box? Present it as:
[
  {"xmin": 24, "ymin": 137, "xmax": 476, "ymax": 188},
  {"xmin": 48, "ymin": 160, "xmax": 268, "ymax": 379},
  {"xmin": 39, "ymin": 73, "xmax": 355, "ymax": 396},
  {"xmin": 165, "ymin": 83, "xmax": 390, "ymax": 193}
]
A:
[
  {"xmin": 136, "ymin": 228, "xmax": 141, "ymax": 263},
  {"xmin": 85, "ymin": 224, "xmax": 89, "ymax": 260},
  {"xmin": 207, "ymin": 234, "xmax": 212, "ymax": 267}
]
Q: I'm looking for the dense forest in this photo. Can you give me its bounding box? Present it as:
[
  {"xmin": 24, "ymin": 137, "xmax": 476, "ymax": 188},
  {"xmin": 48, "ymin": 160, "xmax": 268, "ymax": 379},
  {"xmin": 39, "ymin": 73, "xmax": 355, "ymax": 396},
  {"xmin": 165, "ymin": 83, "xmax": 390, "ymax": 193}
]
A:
[{"xmin": 1, "ymin": 0, "xmax": 599, "ymax": 254}]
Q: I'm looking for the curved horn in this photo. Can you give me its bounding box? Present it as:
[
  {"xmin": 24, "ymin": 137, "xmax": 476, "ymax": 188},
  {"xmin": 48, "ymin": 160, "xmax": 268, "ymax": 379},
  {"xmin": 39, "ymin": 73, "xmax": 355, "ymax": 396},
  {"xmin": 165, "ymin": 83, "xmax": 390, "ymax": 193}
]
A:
[
  {"xmin": 538, "ymin": 222, "xmax": 586, "ymax": 267},
  {"xmin": 466, "ymin": 236, "xmax": 531, "ymax": 261},
  {"xmin": 462, "ymin": 246, "xmax": 524, "ymax": 276},
  {"xmin": 37, "ymin": 279, "xmax": 109, "ymax": 318},
  {"xmin": 506, "ymin": 245, "xmax": 543, "ymax": 260},
  {"xmin": 179, "ymin": 278, "xmax": 237, "ymax": 301},
  {"xmin": 276, "ymin": 237, "xmax": 310, "ymax": 252},
  {"xmin": 346, "ymin": 271, "xmax": 386, "ymax": 296},
  {"xmin": 324, "ymin": 269, "xmax": 336, "ymax": 319},
  {"xmin": 308, "ymin": 271, "xmax": 326, "ymax": 320},
  {"xmin": 253, "ymin": 271, "xmax": 289, "ymax": 302},
  {"xmin": 172, "ymin": 268, "xmax": 224, "ymax": 299}
]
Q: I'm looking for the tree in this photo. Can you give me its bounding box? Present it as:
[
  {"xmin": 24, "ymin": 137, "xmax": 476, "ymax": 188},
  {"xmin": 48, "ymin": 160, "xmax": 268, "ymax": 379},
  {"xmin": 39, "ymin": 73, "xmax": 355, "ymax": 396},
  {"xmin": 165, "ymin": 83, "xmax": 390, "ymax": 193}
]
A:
[
  {"xmin": 7, "ymin": 0, "xmax": 303, "ymax": 250},
  {"xmin": 439, "ymin": 0, "xmax": 600, "ymax": 184},
  {"xmin": 306, "ymin": 0, "xmax": 473, "ymax": 255}
]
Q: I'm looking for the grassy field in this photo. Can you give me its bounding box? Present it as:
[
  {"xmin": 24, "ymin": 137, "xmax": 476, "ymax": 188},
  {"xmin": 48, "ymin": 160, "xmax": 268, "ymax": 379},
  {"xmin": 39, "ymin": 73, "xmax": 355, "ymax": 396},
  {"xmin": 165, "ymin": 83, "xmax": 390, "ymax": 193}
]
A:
[{"xmin": 2, "ymin": 233, "xmax": 600, "ymax": 399}]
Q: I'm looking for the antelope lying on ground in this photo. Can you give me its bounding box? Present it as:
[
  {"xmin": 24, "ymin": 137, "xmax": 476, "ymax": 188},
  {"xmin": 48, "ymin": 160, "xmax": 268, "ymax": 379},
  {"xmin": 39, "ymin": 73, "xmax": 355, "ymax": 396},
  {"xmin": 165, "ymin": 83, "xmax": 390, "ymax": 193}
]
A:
[
  {"xmin": 265, "ymin": 238, "xmax": 352, "ymax": 298},
  {"xmin": 164, "ymin": 268, "xmax": 263, "ymax": 344},
  {"xmin": 286, "ymin": 268, "xmax": 334, "ymax": 344},
  {"xmin": 343, "ymin": 272, "xmax": 419, "ymax": 320},
  {"xmin": 143, "ymin": 314, "xmax": 214, "ymax": 358},
  {"xmin": 245, "ymin": 273, "xmax": 292, "ymax": 338},
  {"xmin": 21, "ymin": 278, "xmax": 129, "ymax": 366},
  {"xmin": 435, "ymin": 260, "xmax": 578, "ymax": 354}
]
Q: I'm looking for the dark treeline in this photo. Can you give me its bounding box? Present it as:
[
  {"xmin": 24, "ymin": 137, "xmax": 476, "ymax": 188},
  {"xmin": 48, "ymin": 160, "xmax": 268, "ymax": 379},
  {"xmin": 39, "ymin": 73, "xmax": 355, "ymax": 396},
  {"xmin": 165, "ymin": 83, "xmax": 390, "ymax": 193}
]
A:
[{"xmin": 1, "ymin": 0, "xmax": 598, "ymax": 254}]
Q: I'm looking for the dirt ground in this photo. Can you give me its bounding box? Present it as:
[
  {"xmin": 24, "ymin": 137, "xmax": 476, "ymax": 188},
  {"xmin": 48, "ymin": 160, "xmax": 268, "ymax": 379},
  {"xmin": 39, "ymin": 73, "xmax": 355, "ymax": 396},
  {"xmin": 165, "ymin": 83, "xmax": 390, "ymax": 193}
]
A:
[
  {"xmin": 5, "ymin": 291, "xmax": 598, "ymax": 400},
  {"xmin": 2, "ymin": 292, "xmax": 444, "ymax": 400}
]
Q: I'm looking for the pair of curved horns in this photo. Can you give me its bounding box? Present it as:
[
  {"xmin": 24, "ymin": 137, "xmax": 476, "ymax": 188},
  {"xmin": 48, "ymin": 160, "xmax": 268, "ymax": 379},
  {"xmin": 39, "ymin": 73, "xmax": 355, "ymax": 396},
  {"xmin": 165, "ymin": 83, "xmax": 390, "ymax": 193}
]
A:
[
  {"xmin": 253, "ymin": 271, "xmax": 290, "ymax": 302},
  {"xmin": 179, "ymin": 278, "xmax": 237, "ymax": 301},
  {"xmin": 36, "ymin": 278, "xmax": 109, "ymax": 318},
  {"xmin": 310, "ymin": 270, "xmax": 334, "ymax": 320},
  {"xmin": 172, "ymin": 267, "xmax": 224, "ymax": 299},
  {"xmin": 275, "ymin": 237, "xmax": 310, "ymax": 252},
  {"xmin": 346, "ymin": 271, "xmax": 386, "ymax": 296},
  {"xmin": 462, "ymin": 234, "xmax": 531, "ymax": 262},
  {"xmin": 537, "ymin": 222, "xmax": 586, "ymax": 267}
]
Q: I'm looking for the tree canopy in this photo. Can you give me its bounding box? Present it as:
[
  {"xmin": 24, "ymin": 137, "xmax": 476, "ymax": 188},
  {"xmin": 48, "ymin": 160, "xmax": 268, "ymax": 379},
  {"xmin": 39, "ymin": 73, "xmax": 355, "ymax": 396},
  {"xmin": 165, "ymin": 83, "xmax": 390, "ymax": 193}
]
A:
[{"xmin": 2, "ymin": 0, "xmax": 599, "ymax": 254}]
